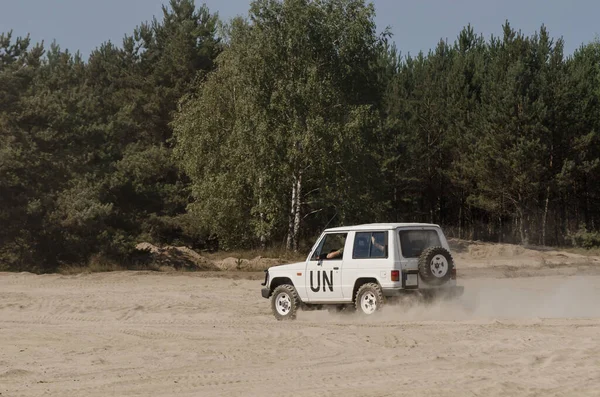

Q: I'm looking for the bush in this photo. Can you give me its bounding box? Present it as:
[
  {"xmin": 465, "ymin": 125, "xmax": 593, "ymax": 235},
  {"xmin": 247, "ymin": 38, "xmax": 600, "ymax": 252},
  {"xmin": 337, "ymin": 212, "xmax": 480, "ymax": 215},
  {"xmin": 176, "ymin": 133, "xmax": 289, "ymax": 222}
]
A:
[{"xmin": 569, "ymin": 227, "xmax": 600, "ymax": 249}]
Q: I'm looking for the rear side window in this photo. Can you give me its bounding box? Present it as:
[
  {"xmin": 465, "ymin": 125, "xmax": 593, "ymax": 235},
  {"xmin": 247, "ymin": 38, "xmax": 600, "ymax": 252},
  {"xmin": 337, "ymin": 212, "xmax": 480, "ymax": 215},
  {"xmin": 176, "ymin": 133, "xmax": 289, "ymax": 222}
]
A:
[
  {"xmin": 399, "ymin": 230, "xmax": 441, "ymax": 258},
  {"xmin": 353, "ymin": 232, "xmax": 388, "ymax": 259}
]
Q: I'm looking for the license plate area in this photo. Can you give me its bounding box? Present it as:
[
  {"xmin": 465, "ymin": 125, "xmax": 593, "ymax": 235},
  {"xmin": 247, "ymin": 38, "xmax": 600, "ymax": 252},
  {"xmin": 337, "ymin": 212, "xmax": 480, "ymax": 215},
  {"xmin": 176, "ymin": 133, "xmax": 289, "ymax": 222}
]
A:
[{"xmin": 403, "ymin": 270, "xmax": 419, "ymax": 289}]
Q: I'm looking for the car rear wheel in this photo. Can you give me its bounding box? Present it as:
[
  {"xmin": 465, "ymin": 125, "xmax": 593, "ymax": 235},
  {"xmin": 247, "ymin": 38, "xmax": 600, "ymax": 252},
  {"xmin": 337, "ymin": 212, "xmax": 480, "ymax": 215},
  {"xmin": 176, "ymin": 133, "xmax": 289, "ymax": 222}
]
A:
[{"xmin": 354, "ymin": 283, "xmax": 384, "ymax": 315}]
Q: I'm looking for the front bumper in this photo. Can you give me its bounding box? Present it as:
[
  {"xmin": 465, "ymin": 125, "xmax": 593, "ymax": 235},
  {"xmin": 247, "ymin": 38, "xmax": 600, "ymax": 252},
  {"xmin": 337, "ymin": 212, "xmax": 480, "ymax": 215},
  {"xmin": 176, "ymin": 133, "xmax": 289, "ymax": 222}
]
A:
[
  {"xmin": 261, "ymin": 287, "xmax": 270, "ymax": 299},
  {"xmin": 383, "ymin": 285, "xmax": 464, "ymax": 299},
  {"xmin": 260, "ymin": 270, "xmax": 270, "ymax": 299}
]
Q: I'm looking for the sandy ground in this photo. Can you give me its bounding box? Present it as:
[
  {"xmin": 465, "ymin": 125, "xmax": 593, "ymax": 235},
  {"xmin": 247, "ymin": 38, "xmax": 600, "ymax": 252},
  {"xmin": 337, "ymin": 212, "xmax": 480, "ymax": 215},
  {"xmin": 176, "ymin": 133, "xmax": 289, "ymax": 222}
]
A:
[{"xmin": 1, "ymin": 269, "xmax": 600, "ymax": 397}]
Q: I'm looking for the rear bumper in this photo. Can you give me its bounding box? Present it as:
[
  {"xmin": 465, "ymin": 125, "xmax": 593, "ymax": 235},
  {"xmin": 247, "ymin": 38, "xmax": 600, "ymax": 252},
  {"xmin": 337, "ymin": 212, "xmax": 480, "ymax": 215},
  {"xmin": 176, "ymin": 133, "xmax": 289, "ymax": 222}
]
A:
[{"xmin": 383, "ymin": 285, "xmax": 464, "ymax": 299}]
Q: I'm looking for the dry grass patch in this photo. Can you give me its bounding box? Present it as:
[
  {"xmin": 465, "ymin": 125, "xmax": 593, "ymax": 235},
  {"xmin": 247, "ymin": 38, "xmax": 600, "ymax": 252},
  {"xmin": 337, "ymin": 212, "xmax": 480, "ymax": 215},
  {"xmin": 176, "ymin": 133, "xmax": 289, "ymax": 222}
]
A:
[{"xmin": 204, "ymin": 247, "xmax": 306, "ymax": 262}]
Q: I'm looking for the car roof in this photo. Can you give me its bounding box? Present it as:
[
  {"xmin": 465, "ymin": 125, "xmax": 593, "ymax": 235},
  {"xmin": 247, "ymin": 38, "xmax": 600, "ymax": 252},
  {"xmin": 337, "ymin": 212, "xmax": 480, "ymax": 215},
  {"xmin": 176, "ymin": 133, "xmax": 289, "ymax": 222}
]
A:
[{"xmin": 324, "ymin": 223, "xmax": 440, "ymax": 232}]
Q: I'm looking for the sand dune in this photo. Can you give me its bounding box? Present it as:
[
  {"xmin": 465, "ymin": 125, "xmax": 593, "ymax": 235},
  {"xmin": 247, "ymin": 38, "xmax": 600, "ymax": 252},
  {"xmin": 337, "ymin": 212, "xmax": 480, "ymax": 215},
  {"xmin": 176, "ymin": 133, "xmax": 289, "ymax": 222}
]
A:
[
  {"xmin": 1, "ymin": 270, "xmax": 599, "ymax": 396},
  {"xmin": 450, "ymin": 238, "xmax": 600, "ymax": 269}
]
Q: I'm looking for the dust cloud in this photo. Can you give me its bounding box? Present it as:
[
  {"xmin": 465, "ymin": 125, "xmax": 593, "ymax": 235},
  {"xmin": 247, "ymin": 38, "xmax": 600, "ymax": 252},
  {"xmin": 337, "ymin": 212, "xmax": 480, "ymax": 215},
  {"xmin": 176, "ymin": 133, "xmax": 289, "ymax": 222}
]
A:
[{"xmin": 297, "ymin": 276, "xmax": 600, "ymax": 322}]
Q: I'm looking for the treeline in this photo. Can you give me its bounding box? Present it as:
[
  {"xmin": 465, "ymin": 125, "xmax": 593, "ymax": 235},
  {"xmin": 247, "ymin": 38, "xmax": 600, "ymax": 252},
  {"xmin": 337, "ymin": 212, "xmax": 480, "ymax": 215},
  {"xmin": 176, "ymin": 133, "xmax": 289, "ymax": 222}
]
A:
[{"xmin": 1, "ymin": 0, "xmax": 599, "ymax": 272}]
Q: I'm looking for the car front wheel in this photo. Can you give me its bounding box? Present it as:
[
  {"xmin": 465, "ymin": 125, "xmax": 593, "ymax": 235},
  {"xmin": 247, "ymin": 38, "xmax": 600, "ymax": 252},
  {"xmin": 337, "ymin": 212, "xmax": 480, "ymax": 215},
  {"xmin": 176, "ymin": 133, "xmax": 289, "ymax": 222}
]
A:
[{"xmin": 271, "ymin": 284, "xmax": 300, "ymax": 320}]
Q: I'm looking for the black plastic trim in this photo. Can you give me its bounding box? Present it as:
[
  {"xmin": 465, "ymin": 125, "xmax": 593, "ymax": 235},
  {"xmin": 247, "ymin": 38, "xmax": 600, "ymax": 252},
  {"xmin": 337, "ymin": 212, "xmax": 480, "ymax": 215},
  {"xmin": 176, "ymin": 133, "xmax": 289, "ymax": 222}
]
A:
[
  {"xmin": 382, "ymin": 286, "xmax": 464, "ymax": 298},
  {"xmin": 261, "ymin": 270, "xmax": 269, "ymax": 286}
]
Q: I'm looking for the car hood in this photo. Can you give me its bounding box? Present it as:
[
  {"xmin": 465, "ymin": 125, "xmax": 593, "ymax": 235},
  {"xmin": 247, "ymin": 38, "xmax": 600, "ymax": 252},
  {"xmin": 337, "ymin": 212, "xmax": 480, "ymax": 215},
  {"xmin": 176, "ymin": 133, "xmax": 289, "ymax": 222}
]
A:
[{"xmin": 268, "ymin": 261, "xmax": 305, "ymax": 273}]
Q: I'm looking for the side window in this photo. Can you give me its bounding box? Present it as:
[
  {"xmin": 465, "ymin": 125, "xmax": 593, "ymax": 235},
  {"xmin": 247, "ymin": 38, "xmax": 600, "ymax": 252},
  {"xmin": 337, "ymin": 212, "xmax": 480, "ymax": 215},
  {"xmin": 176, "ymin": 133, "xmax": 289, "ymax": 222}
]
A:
[
  {"xmin": 353, "ymin": 231, "xmax": 388, "ymax": 259},
  {"xmin": 312, "ymin": 233, "xmax": 347, "ymax": 260},
  {"xmin": 399, "ymin": 230, "xmax": 441, "ymax": 258}
]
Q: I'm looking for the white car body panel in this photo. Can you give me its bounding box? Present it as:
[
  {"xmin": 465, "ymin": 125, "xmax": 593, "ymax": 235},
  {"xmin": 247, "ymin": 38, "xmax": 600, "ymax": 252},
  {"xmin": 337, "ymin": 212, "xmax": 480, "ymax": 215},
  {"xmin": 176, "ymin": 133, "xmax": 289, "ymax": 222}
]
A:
[{"xmin": 264, "ymin": 223, "xmax": 459, "ymax": 304}]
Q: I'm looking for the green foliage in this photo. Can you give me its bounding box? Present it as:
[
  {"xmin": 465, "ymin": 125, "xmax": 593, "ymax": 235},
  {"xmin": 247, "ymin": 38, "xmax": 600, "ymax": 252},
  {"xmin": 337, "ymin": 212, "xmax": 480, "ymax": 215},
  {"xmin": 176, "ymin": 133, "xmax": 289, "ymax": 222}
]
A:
[
  {"xmin": 382, "ymin": 22, "xmax": 600, "ymax": 246},
  {"xmin": 0, "ymin": 0, "xmax": 220, "ymax": 271},
  {"xmin": 2, "ymin": 2, "xmax": 600, "ymax": 272},
  {"xmin": 173, "ymin": 0, "xmax": 388, "ymax": 249},
  {"xmin": 568, "ymin": 226, "xmax": 600, "ymax": 249}
]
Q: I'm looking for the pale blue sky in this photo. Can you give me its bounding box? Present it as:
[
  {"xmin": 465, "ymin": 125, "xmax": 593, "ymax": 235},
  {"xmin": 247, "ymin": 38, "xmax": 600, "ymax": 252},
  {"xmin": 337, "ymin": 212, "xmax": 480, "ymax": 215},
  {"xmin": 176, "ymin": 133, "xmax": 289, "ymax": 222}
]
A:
[{"xmin": 1, "ymin": 0, "xmax": 598, "ymax": 60}]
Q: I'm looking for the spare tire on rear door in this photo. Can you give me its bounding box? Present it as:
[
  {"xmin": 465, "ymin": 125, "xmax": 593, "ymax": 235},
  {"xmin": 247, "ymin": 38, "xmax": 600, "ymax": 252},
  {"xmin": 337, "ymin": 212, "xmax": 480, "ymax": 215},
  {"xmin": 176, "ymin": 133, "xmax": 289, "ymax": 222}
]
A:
[{"xmin": 418, "ymin": 246, "xmax": 454, "ymax": 285}]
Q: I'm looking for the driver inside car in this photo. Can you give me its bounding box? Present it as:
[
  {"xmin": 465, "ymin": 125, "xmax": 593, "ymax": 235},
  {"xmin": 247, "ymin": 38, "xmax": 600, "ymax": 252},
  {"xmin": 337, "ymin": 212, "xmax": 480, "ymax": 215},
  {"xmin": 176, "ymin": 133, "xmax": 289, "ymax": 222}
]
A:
[{"xmin": 326, "ymin": 247, "xmax": 343, "ymax": 259}]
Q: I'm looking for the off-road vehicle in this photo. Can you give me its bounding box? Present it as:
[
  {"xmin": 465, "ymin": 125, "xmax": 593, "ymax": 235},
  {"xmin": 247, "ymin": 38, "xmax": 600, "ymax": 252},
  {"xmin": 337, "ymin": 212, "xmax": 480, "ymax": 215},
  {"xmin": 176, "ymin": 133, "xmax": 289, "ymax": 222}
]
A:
[{"xmin": 260, "ymin": 223, "xmax": 464, "ymax": 320}]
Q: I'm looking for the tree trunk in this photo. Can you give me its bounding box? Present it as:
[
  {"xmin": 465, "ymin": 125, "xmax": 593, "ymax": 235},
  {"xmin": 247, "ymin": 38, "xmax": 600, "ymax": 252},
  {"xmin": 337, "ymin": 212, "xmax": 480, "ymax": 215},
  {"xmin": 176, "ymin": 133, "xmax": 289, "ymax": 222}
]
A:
[
  {"xmin": 500, "ymin": 191, "xmax": 504, "ymax": 243},
  {"xmin": 542, "ymin": 152, "xmax": 553, "ymax": 246},
  {"xmin": 458, "ymin": 203, "xmax": 462, "ymax": 240},
  {"xmin": 293, "ymin": 171, "xmax": 302, "ymax": 251},
  {"xmin": 394, "ymin": 185, "xmax": 398, "ymax": 222},
  {"xmin": 258, "ymin": 176, "xmax": 266, "ymax": 250},
  {"xmin": 517, "ymin": 207, "xmax": 526, "ymax": 245},
  {"xmin": 286, "ymin": 171, "xmax": 302, "ymax": 251},
  {"xmin": 585, "ymin": 177, "xmax": 590, "ymax": 228},
  {"xmin": 542, "ymin": 186, "xmax": 550, "ymax": 246},
  {"xmin": 467, "ymin": 203, "xmax": 473, "ymax": 240},
  {"xmin": 286, "ymin": 176, "xmax": 297, "ymax": 251}
]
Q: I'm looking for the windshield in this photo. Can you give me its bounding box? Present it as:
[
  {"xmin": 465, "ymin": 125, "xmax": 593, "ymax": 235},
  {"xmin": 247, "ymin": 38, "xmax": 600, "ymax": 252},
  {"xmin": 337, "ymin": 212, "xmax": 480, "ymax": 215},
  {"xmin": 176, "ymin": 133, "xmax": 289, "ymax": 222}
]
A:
[{"xmin": 399, "ymin": 230, "xmax": 441, "ymax": 258}]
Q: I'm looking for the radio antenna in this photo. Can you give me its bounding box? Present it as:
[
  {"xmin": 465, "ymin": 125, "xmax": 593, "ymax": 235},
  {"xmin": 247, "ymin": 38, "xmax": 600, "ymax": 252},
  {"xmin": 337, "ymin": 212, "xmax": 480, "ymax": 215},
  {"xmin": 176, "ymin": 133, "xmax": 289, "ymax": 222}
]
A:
[{"xmin": 322, "ymin": 211, "xmax": 338, "ymax": 231}]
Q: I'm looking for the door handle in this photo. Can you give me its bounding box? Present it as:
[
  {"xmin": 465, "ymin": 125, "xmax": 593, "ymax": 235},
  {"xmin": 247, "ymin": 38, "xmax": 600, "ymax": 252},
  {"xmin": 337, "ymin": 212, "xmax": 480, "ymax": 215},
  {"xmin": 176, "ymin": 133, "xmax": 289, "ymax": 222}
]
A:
[
  {"xmin": 317, "ymin": 260, "xmax": 323, "ymax": 266},
  {"xmin": 333, "ymin": 267, "xmax": 339, "ymax": 270}
]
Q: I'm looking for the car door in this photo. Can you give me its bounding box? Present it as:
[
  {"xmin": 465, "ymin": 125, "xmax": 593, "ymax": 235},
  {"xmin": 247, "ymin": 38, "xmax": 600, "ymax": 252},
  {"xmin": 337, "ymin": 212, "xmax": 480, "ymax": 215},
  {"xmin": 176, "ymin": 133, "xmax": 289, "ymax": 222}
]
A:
[
  {"xmin": 305, "ymin": 232, "xmax": 346, "ymax": 302},
  {"xmin": 398, "ymin": 228, "xmax": 443, "ymax": 288}
]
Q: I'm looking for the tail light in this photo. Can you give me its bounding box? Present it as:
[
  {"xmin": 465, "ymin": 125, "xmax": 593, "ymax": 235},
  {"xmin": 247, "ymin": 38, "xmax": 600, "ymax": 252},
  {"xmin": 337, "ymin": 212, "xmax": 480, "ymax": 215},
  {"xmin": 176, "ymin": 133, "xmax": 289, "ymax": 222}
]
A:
[
  {"xmin": 391, "ymin": 270, "xmax": 400, "ymax": 282},
  {"xmin": 451, "ymin": 268, "xmax": 457, "ymax": 280}
]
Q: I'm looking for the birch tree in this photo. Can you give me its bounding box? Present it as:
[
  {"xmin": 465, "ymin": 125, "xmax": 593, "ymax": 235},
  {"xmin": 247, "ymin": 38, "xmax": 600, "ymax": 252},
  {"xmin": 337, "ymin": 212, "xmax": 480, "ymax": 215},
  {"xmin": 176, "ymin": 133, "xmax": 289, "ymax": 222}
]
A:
[{"xmin": 174, "ymin": 0, "xmax": 386, "ymax": 250}]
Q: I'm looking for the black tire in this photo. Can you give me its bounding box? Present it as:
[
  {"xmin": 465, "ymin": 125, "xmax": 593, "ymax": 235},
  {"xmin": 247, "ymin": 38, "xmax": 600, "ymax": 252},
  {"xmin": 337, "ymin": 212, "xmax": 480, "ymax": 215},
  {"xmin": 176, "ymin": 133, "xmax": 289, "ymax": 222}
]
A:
[
  {"xmin": 354, "ymin": 283, "xmax": 385, "ymax": 315},
  {"xmin": 418, "ymin": 246, "xmax": 454, "ymax": 285},
  {"xmin": 271, "ymin": 284, "xmax": 300, "ymax": 321}
]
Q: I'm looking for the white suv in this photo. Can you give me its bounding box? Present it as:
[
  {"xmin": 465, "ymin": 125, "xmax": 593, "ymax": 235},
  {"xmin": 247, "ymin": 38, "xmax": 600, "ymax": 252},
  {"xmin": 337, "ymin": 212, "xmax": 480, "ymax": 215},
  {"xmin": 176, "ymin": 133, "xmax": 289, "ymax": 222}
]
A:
[{"xmin": 261, "ymin": 223, "xmax": 464, "ymax": 320}]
